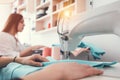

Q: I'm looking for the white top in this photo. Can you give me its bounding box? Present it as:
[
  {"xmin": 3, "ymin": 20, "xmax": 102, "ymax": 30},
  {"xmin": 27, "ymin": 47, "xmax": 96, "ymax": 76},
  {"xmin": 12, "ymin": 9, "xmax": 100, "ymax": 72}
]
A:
[{"xmin": 0, "ymin": 32, "xmax": 24, "ymax": 57}]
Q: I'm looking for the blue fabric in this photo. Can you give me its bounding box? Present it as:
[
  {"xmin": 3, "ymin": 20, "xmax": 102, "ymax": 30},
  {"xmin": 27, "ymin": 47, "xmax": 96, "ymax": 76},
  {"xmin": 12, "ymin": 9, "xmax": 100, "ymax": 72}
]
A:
[
  {"xmin": 43, "ymin": 60, "xmax": 117, "ymax": 68},
  {"xmin": 0, "ymin": 63, "xmax": 43, "ymax": 80},
  {"xmin": 78, "ymin": 41, "xmax": 105, "ymax": 59},
  {"xmin": 46, "ymin": 57, "xmax": 117, "ymax": 68},
  {"xmin": 0, "ymin": 57, "xmax": 117, "ymax": 80}
]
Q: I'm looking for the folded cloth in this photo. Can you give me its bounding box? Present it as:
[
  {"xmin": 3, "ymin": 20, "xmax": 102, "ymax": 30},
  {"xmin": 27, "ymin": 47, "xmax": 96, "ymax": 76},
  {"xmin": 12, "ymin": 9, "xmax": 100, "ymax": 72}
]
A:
[
  {"xmin": 78, "ymin": 41, "xmax": 105, "ymax": 59},
  {"xmin": 46, "ymin": 57, "xmax": 117, "ymax": 68},
  {"xmin": 0, "ymin": 63, "xmax": 43, "ymax": 80},
  {"xmin": 0, "ymin": 57, "xmax": 117, "ymax": 80}
]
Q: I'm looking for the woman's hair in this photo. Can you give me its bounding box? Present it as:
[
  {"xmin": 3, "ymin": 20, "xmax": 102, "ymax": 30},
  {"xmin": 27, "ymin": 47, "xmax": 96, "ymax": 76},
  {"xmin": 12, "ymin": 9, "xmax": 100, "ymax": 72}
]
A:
[{"xmin": 2, "ymin": 13, "xmax": 23, "ymax": 34}]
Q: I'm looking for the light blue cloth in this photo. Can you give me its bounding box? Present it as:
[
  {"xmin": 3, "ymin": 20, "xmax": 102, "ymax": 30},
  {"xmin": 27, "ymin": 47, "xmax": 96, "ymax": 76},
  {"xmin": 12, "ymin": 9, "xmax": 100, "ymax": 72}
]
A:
[
  {"xmin": 78, "ymin": 41, "xmax": 105, "ymax": 59},
  {"xmin": 43, "ymin": 60, "xmax": 117, "ymax": 68},
  {"xmin": 46, "ymin": 57, "xmax": 117, "ymax": 68},
  {"xmin": 0, "ymin": 63, "xmax": 43, "ymax": 80},
  {"xmin": 0, "ymin": 57, "xmax": 117, "ymax": 80}
]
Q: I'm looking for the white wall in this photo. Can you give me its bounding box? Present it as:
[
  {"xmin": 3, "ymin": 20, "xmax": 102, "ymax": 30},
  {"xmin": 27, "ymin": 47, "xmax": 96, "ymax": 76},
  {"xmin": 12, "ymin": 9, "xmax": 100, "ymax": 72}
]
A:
[
  {"xmin": 31, "ymin": 28, "xmax": 60, "ymax": 47},
  {"xmin": 18, "ymin": 12, "xmax": 34, "ymax": 45},
  {"xmin": 0, "ymin": 4, "xmax": 12, "ymax": 31}
]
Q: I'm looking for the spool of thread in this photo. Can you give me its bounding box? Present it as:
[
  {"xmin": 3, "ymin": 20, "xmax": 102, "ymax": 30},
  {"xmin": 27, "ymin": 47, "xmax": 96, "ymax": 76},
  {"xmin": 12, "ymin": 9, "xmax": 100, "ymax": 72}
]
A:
[
  {"xmin": 51, "ymin": 46, "xmax": 61, "ymax": 60},
  {"xmin": 42, "ymin": 47, "xmax": 51, "ymax": 57},
  {"xmin": 48, "ymin": 23, "xmax": 51, "ymax": 28}
]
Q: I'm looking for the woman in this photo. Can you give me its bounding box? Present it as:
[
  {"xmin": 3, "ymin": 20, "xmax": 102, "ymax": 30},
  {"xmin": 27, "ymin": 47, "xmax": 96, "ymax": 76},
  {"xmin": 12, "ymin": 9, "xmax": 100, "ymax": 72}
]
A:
[
  {"xmin": 0, "ymin": 13, "xmax": 45, "ymax": 57},
  {"xmin": 0, "ymin": 55, "xmax": 103, "ymax": 80}
]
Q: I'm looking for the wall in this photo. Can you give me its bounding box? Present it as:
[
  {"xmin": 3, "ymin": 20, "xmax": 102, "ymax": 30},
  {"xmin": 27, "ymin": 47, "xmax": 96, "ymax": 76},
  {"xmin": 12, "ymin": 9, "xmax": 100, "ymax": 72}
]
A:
[
  {"xmin": 0, "ymin": 4, "xmax": 12, "ymax": 31},
  {"xmin": 31, "ymin": 28, "xmax": 60, "ymax": 47}
]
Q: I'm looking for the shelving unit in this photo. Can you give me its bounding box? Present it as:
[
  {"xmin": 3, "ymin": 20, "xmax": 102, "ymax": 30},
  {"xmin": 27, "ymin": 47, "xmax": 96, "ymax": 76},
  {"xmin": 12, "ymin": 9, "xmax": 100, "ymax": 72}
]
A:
[
  {"xmin": 36, "ymin": 1, "xmax": 50, "ymax": 10},
  {"xmin": 35, "ymin": 0, "xmax": 86, "ymax": 32}
]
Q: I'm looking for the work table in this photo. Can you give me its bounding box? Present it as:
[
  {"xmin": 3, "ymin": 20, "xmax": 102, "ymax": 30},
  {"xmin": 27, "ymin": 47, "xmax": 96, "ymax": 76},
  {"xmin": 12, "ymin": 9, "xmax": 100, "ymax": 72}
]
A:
[{"xmin": 82, "ymin": 63, "xmax": 120, "ymax": 80}]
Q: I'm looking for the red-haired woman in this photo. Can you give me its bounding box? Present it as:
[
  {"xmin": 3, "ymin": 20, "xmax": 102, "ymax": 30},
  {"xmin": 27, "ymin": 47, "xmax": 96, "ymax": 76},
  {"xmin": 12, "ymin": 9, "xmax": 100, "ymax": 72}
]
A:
[{"xmin": 0, "ymin": 13, "xmax": 45, "ymax": 57}]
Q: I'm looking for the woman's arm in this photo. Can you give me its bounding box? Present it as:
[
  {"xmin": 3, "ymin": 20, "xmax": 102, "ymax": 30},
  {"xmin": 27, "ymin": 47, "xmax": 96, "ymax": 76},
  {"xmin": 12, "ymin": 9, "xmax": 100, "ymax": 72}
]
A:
[
  {"xmin": 0, "ymin": 54, "xmax": 49, "ymax": 68},
  {"xmin": 0, "ymin": 56, "xmax": 26, "ymax": 68},
  {"xmin": 0, "ymin": 56, "xmax": 13, "ymax": 68}
]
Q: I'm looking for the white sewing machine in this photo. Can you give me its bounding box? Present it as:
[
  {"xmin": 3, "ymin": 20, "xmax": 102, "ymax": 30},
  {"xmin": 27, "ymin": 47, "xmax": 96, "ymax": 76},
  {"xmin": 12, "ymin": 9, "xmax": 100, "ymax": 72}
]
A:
[
  {"xmin": 58, "ymin": 1, "xmax": 120, "ymax": 59},
  {"xmin": 57, "ymin": 1, "xmax": 120, "ymax": 79},
  {"xmin": 66, "ymin": 1, "xmax": 120, "ymax": 51}
]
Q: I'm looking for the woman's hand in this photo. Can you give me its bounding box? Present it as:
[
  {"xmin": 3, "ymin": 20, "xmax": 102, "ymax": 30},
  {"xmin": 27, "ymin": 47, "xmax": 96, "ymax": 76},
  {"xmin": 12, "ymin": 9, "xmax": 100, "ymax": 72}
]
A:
[
  {"xmin": 17, "ymin": 54, "xmax": 49, "ymax": 67},
  {"xmin": 20, "ymin": 45, "xmax": 47, "ymax": 57},
  {"xmin": 43, "ymin": 62, "xmax": 103, "ymax": 80}
]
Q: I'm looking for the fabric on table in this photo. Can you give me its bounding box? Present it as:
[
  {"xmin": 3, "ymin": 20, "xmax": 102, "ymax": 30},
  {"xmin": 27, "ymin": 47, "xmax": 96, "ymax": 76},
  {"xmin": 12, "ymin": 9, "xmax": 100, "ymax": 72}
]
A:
[
  {"xmin": 42, "ymin": 59, "xmax": 117, "ymax": 68},
  {"xmin": 0, "ymin": 57, "xmax": 117, "ymax": 80},
  {"xmin": 0, "ymin": 63, "xmax": 43, "ymax": 80},
  {"xmin": 45, "ymin": 57, "xmax": 117, "ymax": 68}
]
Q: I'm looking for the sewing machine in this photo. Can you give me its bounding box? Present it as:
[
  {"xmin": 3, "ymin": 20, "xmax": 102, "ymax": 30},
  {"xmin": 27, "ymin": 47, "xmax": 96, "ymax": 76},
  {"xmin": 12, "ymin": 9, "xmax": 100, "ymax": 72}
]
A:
[
  {"xmin": 57, "ymin": 0, "xmax": 120, "ymax": 79},
  {"xmin": 58, "ymin": 0, "xmax": 120, "ymax": 58}
]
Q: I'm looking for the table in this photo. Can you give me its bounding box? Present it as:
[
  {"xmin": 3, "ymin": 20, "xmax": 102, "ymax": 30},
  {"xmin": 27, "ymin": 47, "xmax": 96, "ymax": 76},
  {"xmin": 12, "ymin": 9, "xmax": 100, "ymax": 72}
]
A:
[{"xmin": 81, "ymin": 63, "xmax": 120, "ymax": 80}]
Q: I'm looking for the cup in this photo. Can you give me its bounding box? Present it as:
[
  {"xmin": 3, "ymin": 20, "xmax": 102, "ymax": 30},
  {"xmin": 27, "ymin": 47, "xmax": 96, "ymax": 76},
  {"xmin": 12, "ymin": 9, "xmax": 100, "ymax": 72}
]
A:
[{"xmin": 42, "ymin": 47, "xmax": 51, "ymax": 57}]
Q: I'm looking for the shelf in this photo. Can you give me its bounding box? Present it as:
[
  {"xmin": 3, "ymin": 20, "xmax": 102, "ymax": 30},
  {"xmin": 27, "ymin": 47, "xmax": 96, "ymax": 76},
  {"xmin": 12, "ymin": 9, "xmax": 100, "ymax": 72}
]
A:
[
  {"xmin": 35, "ymin": 0, "xmax": 86, "ymax": 32},
  {"xmin": 36, "ymin": 14, "xmax": 50, "ymax": 22},
  {"xmin": 52, "ymin": 3, "xmax": 75, "ymax": 15},
  {"xmin": 36, "ymin": 27, "xmax": 57, "ymax": 34},
  {"xmin": 53, "ymin": 0, "xmax": 63, "ymax": 5},
  {"xmin": 36, "ymin": 1, "xmax": 50, "ymax": 10}
]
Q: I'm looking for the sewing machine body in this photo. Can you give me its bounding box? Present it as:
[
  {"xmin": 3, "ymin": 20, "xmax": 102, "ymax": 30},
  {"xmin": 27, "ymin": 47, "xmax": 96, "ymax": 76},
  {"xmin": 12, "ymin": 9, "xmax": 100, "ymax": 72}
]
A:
[{"xmin": 63, "ymin": 1, "xmax": 120, "ymax": 51}]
